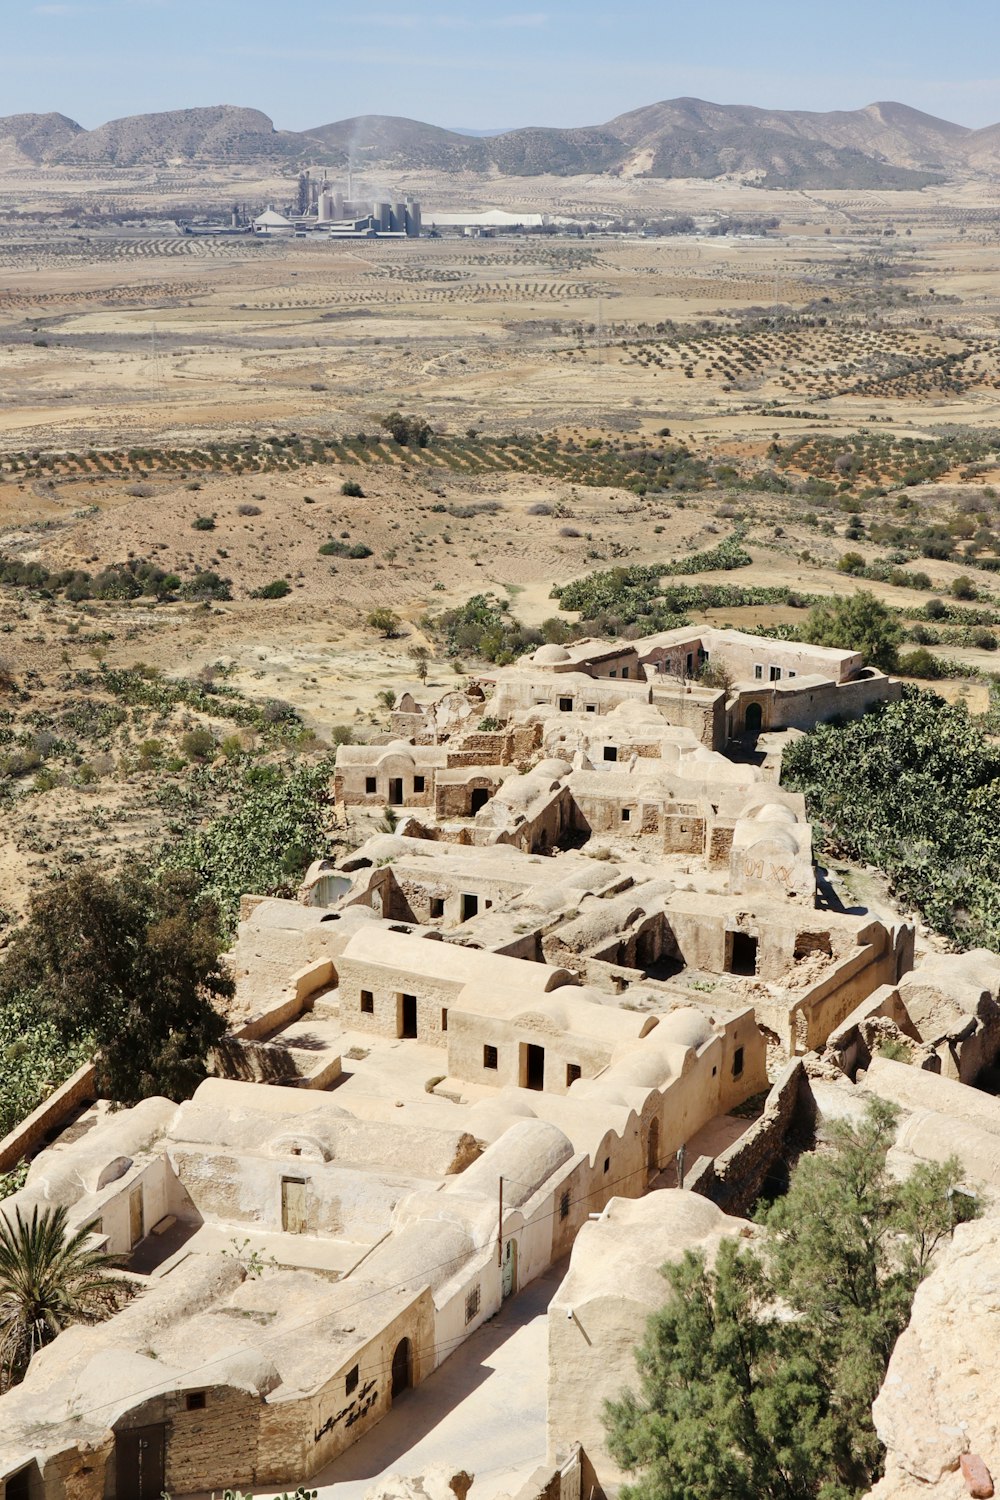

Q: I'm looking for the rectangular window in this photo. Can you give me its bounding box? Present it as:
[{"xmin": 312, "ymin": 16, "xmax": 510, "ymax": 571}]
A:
[
  {"xmin": 345, "ymin": 1364, "xmax": 359, "ymax": 1395},
  {"xmin": 566, "ymin": 1063, "xmax": 581, "ymax": 1086},
  {"xmin": 732, "ymin": 1046, "xmax": 745, "ymax": 1078},
  {"xmin": 754, "ymin": 664, "xmax": 763, "ymax": 680},
  {"xmin": 621, "ymin": 807, "xmax": 631, "ymax": 822},
  {"xmin": 603, "ymin": 745, "xmax": 618, "ymax": 762},
  {"xmin": 769, "ymin": 665, "xmax": 782, "ymax": 682},
  {"xmin": 360, "ymin": 990, "xmax": 374, "ymax": 1014},
  {"xmin": 465, "ymin": 1285, "xmax": 481, "ymax": 1324},
  {"xmin": 429, "ymin": 896, "xmax": 445, "ymax": 919},
  {"xmin": 559, "ymin": 697, "xmax": 574, "ymax": 712},
  {"xmin": 585, "ymin": 704, "xmax": 596, "ymax": 713},
  {"xmin": 441, "ymin": 1007, "xmax": 448, "ymax": 1032},
  {"xmin": 365, "ymin": 776, "xmax": 377, "ymax": 794},
  {"xmin": 414, "ymin": 775, "xmax": 425, "ymax": 793},
  {"xmin": 483, "ymin": 1044, "xmax": 498, "ymax": 1070},
  {"xmin": 609, "ymin": 669, "xmax": 617, "ymax": 678},
  {"xmin": 788, "ymin": 670, "xmax": 796, "ymax": 679},
  {"xmin": 560, "ymin": 1189, "xmax": 571, "ymax": 1220},
  {"xmin": 186, "ymin": 1392, "xmax": 207, "ymax": 1412}
]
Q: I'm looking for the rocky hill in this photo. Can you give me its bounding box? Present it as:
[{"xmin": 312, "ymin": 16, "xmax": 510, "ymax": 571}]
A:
[
  {"xmin": 1, "ymin": 96, "xmax": 998, "ymax": 185},
  {"xmin": 0, "ymin": 111, "xmax": 82, "ymax": 165}
]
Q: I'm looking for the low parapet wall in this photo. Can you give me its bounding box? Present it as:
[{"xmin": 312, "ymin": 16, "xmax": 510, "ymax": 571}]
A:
[{"xmin": 0, "ymin": 1061, "xmax": 97, "ymax": 1174}]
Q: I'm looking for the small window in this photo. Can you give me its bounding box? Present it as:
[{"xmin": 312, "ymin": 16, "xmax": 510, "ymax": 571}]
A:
[
  {"xmin": 414, "ymin": 776, "xmax": 425, "ymax": 793},
  {"xmin": 621, "ymin": 666, "xmax": 629, "ymax": 679},
  {"xmin": 441, "ymin": 1007, "xmax": 448, "ymax": 1032},
  {"xmin": 345, "ymin": 1364, "xmax": 359, "ymax": 1395},
  {"xmin": 429, "ymin": 897, "xmax": 444, "ymax": 919},
  {"xmin": 603, "ymin": 745, "xmax": 618, "ymax": 762},
  {"xmin": 560, "ymin": 1189, "xmax": 571, "ymax": 1220},
  {"xmin": 360, "ymin": 990, "xmax": 374, "ymax": 1014},
  {"xmin": 559, "ymin": 697, "xmax": 574, "ymax": 712},
  {"xmin": 483, "ymin": 1044, "xmax": 498, "ymax": 1070},
  {"xmin": 186, "ymin": 1391, "xmax": 207, "ymax": 1412},
  {"xmin": 769, "ymin": 665, "xmax": 781, "ymax": 682},
  {"xmin": 465, "ymin": 1284, "xmax": 481, "ymax": 1324},
  {"xmin": 365, "ymin": 776, "xmax": 377, "ymax": 793},
  {"xmin": 585, "ymin": 704, "xmax": 596, "ymax": 713},
  {"xmin": 603, "ymin": 1156, "xmax": 610, "ymax": 1174},
  {"xmin": 788, "ymin": 670, "xmax": 796, "ymax": 679},
  {"xmin": 732, "ymin": 1046, "xmax": 745, "ymax": 1079},
  {"xmin": 754, "ymin": 664, "xmax": 763, "ymax": 680},
  {"xmin": 609, "ymin": 669, "xmax": 617, "ymax": 678},
  {"xmin": 621, "ymin": 807, "xmax": 631, "ymax": 823},
  {"xmin": 566, "ymin": 1063, "xmax": 581, "ymax": 1086}
]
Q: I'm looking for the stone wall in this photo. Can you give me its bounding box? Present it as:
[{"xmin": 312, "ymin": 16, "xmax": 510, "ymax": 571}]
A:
[
  {"xmin": 0, "ymin": 1062, "xmax": 97, "ymax": 1174},
  {"xmin": 648, "ymin": 680, "xmax": 725, "ymax": 749},
  {"xmin": 694, "ymin": 1061, "xmax": 814, "ymax": 1216}
]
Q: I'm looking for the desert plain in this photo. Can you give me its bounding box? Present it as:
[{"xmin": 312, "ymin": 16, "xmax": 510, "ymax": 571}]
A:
[{"xmin": 4, "ymin": 160, "xmax": 1000, "ymax": 920}]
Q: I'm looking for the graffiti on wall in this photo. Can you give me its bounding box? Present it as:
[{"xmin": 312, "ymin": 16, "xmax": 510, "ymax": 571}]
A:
[{"xmin": 314, "ymin": 1379, "xmax": 378, "ymax": 1443}]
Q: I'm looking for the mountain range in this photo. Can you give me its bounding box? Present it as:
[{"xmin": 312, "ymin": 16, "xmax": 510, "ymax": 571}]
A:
[{"xmin": 1, "ymin": 97, "xmax": 997, "ymax": 187}]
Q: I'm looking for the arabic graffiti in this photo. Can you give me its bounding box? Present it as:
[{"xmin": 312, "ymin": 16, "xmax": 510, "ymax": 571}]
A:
[{"xmin": 314, "ymin": 1379, "xmax": 378, "ymax": 1443}]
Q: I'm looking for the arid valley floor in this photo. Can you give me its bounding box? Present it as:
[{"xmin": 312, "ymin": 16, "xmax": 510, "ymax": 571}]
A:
[{"xmin": 5, "ymin": 166, "xmax": 1000, "ymax": 921}]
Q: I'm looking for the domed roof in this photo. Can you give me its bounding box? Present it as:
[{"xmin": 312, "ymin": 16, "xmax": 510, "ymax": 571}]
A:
[
  {"xmin": 660, "ymin": 1007, "xmax": 716, "ymax": 1051},
  {"xmin": 535, "ymin": 757, "xmax": 572, "ymax": 778},
  {"xmin": 752, "ymin": 802, "xmax": 798, "ymax": 824},
  {"xmin": 532, "ymin": 644, "xmax": 571, "ymax": 664}
]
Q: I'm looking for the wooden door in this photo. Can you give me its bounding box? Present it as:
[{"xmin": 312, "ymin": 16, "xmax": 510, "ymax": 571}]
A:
[
  {"xmin": 128, "ymin": 1187, "xmax": 144, "ymax": 1248},
  {"xmin": 281, "ymin": 1176, "xmax": 307, "ymax": 1234},
  {"xmin": 116, "ymin": 1425, "xmax": 165, "ymax": 1500},
  {"xmin": 502, "ymin": 1238, "xmax": 517, "ymax": 1299},
  {"xmin": 391, "ymin": 1337, "xmax": 411, "ymax": 1400}
]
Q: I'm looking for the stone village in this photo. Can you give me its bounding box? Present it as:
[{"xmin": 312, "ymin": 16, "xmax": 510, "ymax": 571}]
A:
[{"xmin": 1, "ymin": 627, "xmax": 999, "ymax": 1500}]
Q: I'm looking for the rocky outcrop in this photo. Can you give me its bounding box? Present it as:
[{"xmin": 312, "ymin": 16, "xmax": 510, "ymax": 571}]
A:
[{"xmin": 870, "ymin": 1216, "xmax": 1000, "ymax": 1500}]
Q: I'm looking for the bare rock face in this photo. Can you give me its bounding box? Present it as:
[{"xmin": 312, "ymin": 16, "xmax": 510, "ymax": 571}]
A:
[{"xmin": 870, "ymin": 1217, "xmax": 1000, "ymax": 1500}]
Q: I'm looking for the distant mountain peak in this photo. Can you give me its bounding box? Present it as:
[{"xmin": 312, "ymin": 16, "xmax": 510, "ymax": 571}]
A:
[{"xmin": 0, "ymin": 95, "xmax": 990, "ymax": 185}]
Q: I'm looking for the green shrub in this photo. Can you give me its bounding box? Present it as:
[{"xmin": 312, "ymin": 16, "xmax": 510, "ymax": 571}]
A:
[{"xmin": 251, "ymin": 579, "xmax": 292, "ymax": 599}]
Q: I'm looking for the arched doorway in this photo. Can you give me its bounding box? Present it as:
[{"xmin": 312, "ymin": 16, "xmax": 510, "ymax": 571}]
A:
[
  {"xmin": 744, "ymin": 702, "xmax": 763, "ymax": 736},
  {"xmin": 646, "ymin": 1119, "xmax": 660, "ymax": 1184},
  {"xmin": 391, "ymin": 1337, "xmax": 412, "ymax": 1400}
]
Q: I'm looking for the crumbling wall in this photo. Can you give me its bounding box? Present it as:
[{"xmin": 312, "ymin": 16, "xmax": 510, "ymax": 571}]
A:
[{"xmin": 693, "ymin": 1060, "xmax": 814, "ymax": 1216}]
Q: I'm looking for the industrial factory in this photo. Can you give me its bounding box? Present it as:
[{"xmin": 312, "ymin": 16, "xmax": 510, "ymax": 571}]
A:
[{"xmin": 252, "ymin": 178, "xmax": 422, "ymax": 239}]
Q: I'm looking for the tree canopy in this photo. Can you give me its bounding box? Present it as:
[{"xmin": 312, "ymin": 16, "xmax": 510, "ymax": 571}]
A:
[
  {"xmin": 605, "ymin": 1099, "xmax": 976, "ymax": 1500},
  {"xmin": 782, "ymin": 687, "xmax": 1000, "ymax": 948},
  {"xmin": 800, "ymin": 590, "xmax": 902, "ymax": 671},
  {"xmin": 0, "ymin": 864, "xmax": 232, "ymax": 1105}
]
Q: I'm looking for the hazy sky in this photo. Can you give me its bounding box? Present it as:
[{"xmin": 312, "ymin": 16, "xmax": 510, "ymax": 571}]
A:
[{"xmin": 8, "ymin": 0, "xmax": 1000, "ymax": 130}]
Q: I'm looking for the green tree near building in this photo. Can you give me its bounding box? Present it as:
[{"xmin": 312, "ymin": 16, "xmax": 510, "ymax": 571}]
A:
[
  {"xmin": 0, "ymin": 865, "xmax": 232, "ymax": 1106},
  {"xmin": 605, "ymin": 1099, "xmax": 975, "ymax": 1500},
  {"xmin": 801, "ymin": 590, "xmax": 902, "ymax": 672}
]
